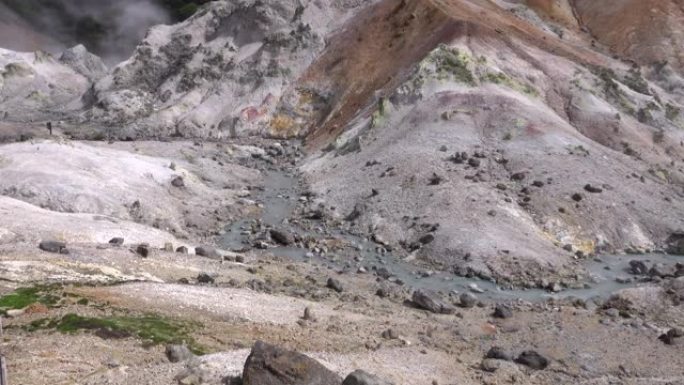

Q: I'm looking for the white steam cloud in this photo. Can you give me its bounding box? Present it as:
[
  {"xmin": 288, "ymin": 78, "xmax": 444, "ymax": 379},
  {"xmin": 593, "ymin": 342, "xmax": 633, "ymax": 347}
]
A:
[{"xmin": 0, "ymin": 0, "xmax": 172, "ymax": 65}]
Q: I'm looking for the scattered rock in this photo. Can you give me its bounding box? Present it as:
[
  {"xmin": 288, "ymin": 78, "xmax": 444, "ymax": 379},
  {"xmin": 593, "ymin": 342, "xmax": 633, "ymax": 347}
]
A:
[
  {"xmin": 343, "ymin": 369, "xmax": 395, "ymax": 385},
  {"xmin": 658, "ymin": 328, "xmax": 682, "ymax": 345},
  {"xmin": 136, "ymin": 244, "xmax": 151, "ymax": 258},
  {"xmin": 468, "ymin": 283, "xmax": 485, "ymax": 293},
  {"xmin": 629, "ymin": 260, "xmax": 649, "ymax": 275},
  {"xmin": 486, "ymin": 346, "xmax": 513, "ymax": 361},
  {"xmin": 302, "ymin": 307, "xmax": 316, "ymax": 321},
  {"xmin": 171, "ymin": 176, "xmax": 185, "ymax": 187},
  {"xmin": 493, "ymin": 304, "xmax": 513, "ymax": 319},
  {"xmin": 197, "ymin": 273, "xmax": 215, "ymax": 284},
  {"xmin": 412, "ymin": 289, "xmax": 454, "ymax": 314},
  {"xmin": 418, "ymin": 234, "xmax": 435, "ymax": 245},
  {"xmin": 166, "ymin": 344, "xmax": 194, "ymax": 363},
  {"xmin": 376, "ymin": 287, "xmax": 390, "ymax": 298},
  {"xmin": 571, "ymin": 193, "xmax": 584, "ymax": 202},
  {"xmin": 346, "ymin": 203, "xmax": 366, "ymax": 221},
  {"xmin": 428, "ymin": 173, "xmax": 443, "ymax": 185},
  {"xmin": 176, "ymin": 246, "xmax": 189, "ymax": 254},
  {"xmin": 584, "ymin": 184, "xmax": 603, "ymax": 193},
  {"xmin": 270, "ymin": 229, "xmax": 294, "ymax": 246},
  {"xmin": 242, "ymin": 341, "xmax": 342, "ymax": 385},
  {"xmin": 381, "ymin": 329, "xmax": 399, "ymax": 340},
  {"xmin": 327, "ymin": 277, "xmax": 344, "ymax": 293},
  {"xmin": 515, "ymin": 350, "xmax": 549, "ymax": 370},
  {"xmin": 459, "ymin": 293, "xmax": 477, "ymax": 308},
  {"xmin": 195, "ymin": 246, "xmax": 221, "ymax": 259},
  {"xmin": 39, "ymin": 240, "xmax": 69, "ymax": 254},
  {"xmin": 468, "ymin": 158, "xmax": 481, "ymax": 168},
  {"xmin": 649, "ymin": 263, "xmax": 677, "ymax": 278},
  {"xmin": 376, "ymin": 267, "xmax": 393, "ymax": 279},
  {"xmin": 510, "ymin": 172, "xmax": 527, "ymax": 181},
  {"xmin": 108, "ymin": 237, "xmax": 124, "ymax": 246}
]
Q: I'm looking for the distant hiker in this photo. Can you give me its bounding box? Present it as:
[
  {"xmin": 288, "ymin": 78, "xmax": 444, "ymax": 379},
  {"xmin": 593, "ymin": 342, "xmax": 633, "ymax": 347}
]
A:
[{"xmin": 46, "ymin": 121, "xmax": 52, "ymax": 135}]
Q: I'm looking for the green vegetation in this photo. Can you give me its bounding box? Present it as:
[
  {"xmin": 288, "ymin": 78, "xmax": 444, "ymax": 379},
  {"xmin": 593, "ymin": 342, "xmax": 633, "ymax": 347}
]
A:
[
  {"xmin": 0, "ymin": 286, "xmax": 60, "ymax": 313},
  {"xmin": 482, "ymin": 72, "xmax": 538, "ymax": 96},
  {"xmin": 28, "ymin": 313, "xmax": 205, "ymax": 353},
  {"xmin": 623, "ymin": 67, "xmax": 650, "ymax": 95},
  {"xmin": 666, "ymin": 103, "xmax": 681, "ymax": 121},
  {"xmin": 429, "ymin": 45, "xmax": 475, "ymax": 85}
]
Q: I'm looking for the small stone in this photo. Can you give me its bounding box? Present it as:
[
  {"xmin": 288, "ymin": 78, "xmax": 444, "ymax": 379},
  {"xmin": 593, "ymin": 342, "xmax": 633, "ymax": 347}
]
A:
[
  {"xmin": 39, "ymin": 240, "xmax": 68, "ymax": 254},
  {"xmin": 584, "ymin": 184, "xmax": 603, "ymax": 193},
  {"xmin": 428, "ymin": 173, "xmax": 444, "ymax": 185},
  {"xmin": 327, "ymin": 277, "xmax": 344, "ymax": 293},
  {"xmin": 468, "ymin": 158, "xmax": 481, "ymax": 168},
  {"xmin": 412, "ymin": 289, "xmax": 454, "ymax": 314},
  {"xmin": 515, "ymin": 350, "xmax": 549, "ymax": 370},
  {"xmin": 510, "ymin": 172, "xmax": 527, "ymax": 181},
  {"xmin": 136, "ymin": 244, "xmax": 150, "ymax": 258},
  {"xmin": 532, "ymin": 180, "xmax": 544, "ymax": 187},
  {"xmin": 376, "ymin": 267, "xmax": 393, "ymax": 279},
  {"xmin": 165, "ymin": 344, "xmax": 194, "ymax": 363},
  {"xmin": 197, "ymin": 273, "xmax": 215, "ymax": 284},
  {"xmin": 303, "ymin": 307, "xmax": 316, "ymax": 321},
  {"xmin": 486, "ymin": 346, "xmax": 512, "ymax": 361},
  {"xmin": 571, "ymin": 193, "xmax": 584, "ymax": 202},
  {"xmin": 381, "ymin": 329, "xmax": 399, "ymax": 340},
  {"xmin": 109, "ymin": 237, "xmax": 124, "ymax": 246},
  {"xmin": 419, "ymin": 234, "xmax": 435, "ymax": 245},
  {"xmin": 629, "ymin": 259, "xmax": 648, "ymax": 275},
  {"xmin": 163, "ymin": 242, "xmax": 174, "ymax": 252},
  {"xmin": 235, "ymin": 255, "xmax": 246, "ymax": 263},
  {"xmin": 171, "ymin": 176, "xmax": 185, "ymax": 187},
  {"xmin": 176, "ymin": 246, "xmax": 189, "ymax": 254},
  {"xmin": 493, "ymin": 304, "xmax": 513, "ymax": 319},
  {"xmin": 459, "ymin": 293, "xmax": 477, "ymax": 308},
  {"xmin": 658, "ymin": 328, "xmax": 683, "ymax": 345},
  {"xmin": 195, "ymin": 246, "xmax": 221, "ymax": 259},
  {"xmin": 343, "ymin": 369, "xmax": 395, "ymax": 385},
  {"xmin": 469, "ymin": 283, "xmax": 485, "ymax": 293},
  {"xmin": 270, "ymin": 229, "xmax": 294, "ymax": 245}
]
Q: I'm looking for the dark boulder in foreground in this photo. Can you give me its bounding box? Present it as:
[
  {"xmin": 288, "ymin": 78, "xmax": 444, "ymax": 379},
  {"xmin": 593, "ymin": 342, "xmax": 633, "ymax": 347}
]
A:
[
  {"xmin": 343, "ymin": 369, "xmax": 394, "ymax": 385},
  {"xmin": 39, "ymin": 240, "xmax": 69, "ymax": 254},
  {"xmin": 242, "ymin": 341, "xmax": 342, "ymax": 385}
]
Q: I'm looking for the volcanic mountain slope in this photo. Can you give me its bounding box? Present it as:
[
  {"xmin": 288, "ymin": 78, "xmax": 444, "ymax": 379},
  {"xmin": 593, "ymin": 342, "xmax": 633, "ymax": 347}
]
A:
[{"xmin": 298, "ymin": 0, "xmax": 684, "ymax": 283}]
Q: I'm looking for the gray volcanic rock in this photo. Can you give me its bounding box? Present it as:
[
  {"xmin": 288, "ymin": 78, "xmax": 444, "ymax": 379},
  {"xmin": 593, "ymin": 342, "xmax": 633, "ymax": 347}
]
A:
[{"xmin": 242, "ymin": 341, "xmax": 342, "ymax": 385}]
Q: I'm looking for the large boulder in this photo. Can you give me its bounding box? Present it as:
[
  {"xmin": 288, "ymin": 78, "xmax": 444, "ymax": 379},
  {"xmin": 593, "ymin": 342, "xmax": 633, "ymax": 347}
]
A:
[{"xmin": 242, "ymin": 341, "xmax": 342, "ymax": 385}]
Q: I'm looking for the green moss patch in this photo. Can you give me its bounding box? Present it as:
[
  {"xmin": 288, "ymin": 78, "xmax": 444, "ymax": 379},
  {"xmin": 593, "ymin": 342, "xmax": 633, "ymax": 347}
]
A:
[
  {"xmin": 0, "ymin": 286, "xmax": 60, "ymax": 313},
  {"xmin": 428, "ymin": 45, "xmax": 475, "ymax": 85},
  {"xmin": 482, "ymin": 72, "xmax": 538, "ymax": 96},
  {"xmin": 27, "ymin": 313, "xmax": 205, "ymax": 354}
]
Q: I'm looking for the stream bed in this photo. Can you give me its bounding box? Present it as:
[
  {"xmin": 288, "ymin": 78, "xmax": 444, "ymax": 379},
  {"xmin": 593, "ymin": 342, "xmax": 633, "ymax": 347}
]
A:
[{"xmin": 220, "ymin": 168, "xmax": 682, "ymax": 302}]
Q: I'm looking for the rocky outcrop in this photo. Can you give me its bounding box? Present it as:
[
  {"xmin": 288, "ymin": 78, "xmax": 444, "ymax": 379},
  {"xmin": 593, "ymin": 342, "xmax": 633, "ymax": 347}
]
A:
[
  {"xmin": 85, "ymin": 0, "xmax": 371, "ymax": 139},
  {"xmin": 242, "ymin": 341, "xmax": 342, "ymax": 385}
]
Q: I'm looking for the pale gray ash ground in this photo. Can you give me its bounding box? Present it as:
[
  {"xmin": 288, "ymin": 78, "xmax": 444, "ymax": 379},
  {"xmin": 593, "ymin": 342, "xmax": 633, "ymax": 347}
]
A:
[{"xmin": 0, "ymin": 1, "xmax": 682, "ymax": 384}]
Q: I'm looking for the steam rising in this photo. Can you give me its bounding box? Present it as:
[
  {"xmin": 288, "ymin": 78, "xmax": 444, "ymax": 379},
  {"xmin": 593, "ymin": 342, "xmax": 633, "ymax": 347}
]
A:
[{"xmin": 0, "ymin": 0, "xmax": 172, "ymax": 64}]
